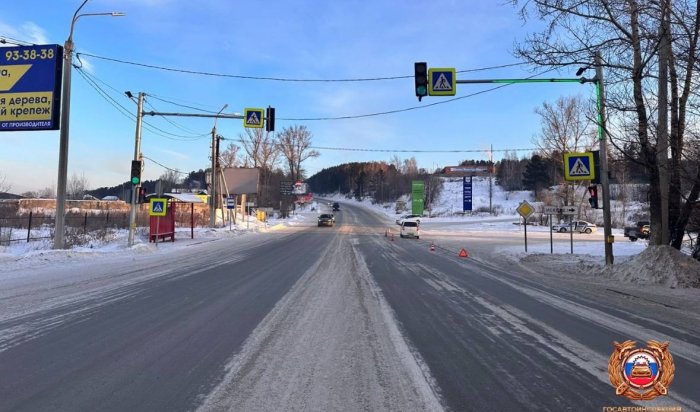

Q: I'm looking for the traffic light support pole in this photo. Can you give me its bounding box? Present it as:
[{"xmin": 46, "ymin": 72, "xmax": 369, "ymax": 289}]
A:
[
  {"xmin": 429, "ymin": 70, "xmax": 612, "ymax": 265},
  {"xmin": 595, "ymin": 52, "xmax": 614, "ymax": 265},
  {"xmin": 127, "ymin": 92, "xmax": 144, "ymax": 247}
]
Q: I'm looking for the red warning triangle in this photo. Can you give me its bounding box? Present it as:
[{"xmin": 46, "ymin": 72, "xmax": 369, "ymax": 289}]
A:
[{"xmin": 458, "ymin": 248, "xmax": 469, "ymax": 258}]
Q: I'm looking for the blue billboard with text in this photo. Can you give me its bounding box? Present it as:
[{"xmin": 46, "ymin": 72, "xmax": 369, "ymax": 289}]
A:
[{"xmin": 0, "ymin": 44, "xmax": 63, "ymax": 131}]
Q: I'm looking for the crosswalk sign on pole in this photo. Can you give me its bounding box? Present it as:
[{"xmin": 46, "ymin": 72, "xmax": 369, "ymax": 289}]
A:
[
  {"xmin": 244, "ymin": 108, "xmax": 264, "ymax": 128},
  {"xmin": 428, "ymin": 68, "xmax": 456, "ymax": 96},
  {"xmin": 149, "ymin": 198, "xmax": 168, "ymax": 216},
  {"xmin": 563, "ymin": 152, "xmax": 595, "ymax": 181}
]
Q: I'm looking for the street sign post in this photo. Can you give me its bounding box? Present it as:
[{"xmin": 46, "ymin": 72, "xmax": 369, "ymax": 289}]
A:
[
  {"xmin": 0, "ymin": 44, "xmax": 63, "ymax": 131},
  {"xmin": 516, "ymin": 200, "xmax": 534, "ymax": 252}
]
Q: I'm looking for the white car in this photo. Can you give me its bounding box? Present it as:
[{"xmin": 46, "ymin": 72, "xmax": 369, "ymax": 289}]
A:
[
  {"xmin": 553, "ymin": 220, "xmax": 597, "ymax": 234},
  {"xmin": 396, "ymin": 214, "xmax": 423, "ymax": 225},
  {"xmin": 399, "ymin": 221, "xmax": 420, "ymax": 239}
]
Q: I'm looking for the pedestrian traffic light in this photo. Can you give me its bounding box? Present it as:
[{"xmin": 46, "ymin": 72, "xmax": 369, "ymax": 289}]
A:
[
  {"xmin": 130, "ymin": 160, "xmax": 142, "ymax": 185},
  {"xmin": 265, "ymin": 106, "xmax": 275, "ymax": 132},
  {"xmin": 588, "ymin": 185, "xmax": 599, "ymax": 209},
  {"xmin": 414, "ymin": 62, "xmax": 428, "ymax": 101},
  {"xmin": 138, "ymin": 187, "xmax": 147, "ymax": 204}
]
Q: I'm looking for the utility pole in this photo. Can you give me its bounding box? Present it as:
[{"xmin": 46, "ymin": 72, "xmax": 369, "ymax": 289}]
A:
[
  {"xmin": 595, "ymin": 52, "xmax": 614, "ymax": 265},
  {"xmin": 209, "ymin": 104, "xmax": 228, "ymax": 227},
  {"xmin": 489, "ymin": 144, "xmax": 493, "ymax": 214},
  {"xmin": 127, "ymin": 92, "xmax": 144, "ymax": 247}
]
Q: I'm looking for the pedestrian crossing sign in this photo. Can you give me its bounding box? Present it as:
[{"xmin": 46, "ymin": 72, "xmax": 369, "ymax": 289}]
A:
[
  {"xmin": 428, "ymin": 68, "xmax": 456, "ymax": 96},
  {"xmin": 149, "ymin": 198, "xmax": 168, "ymax": 216},
  {"xmin": 563, "ymin": 152, "xmax": 595, "ymax": 181},
  {"xmin": 244, "ymin": 108, "xmax": 264, "ymax": 128}
]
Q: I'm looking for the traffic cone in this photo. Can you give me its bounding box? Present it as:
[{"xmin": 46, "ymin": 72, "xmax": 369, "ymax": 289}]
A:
[
  {"xmin": 430, "ymin": 243, "xmax": 435, "ymax": 252},
  {"xmin": 458, "ymin": 248, "xmax": 469, "ymax": 258}
]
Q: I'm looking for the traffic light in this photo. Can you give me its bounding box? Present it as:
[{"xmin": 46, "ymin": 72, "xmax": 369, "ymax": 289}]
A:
[
  {"xmin": 414, "ymin": 62, "xmax": 428, "ymax": 101},
  {"xmin": 130, "ymin": 160, "xmax": 142, "ymax": 185},
  {"xmin": 588, "ymin": 185, "xmax": 599, "ymax": 209},
  {"xmin": 138, "ymin": 187, "xmax": 147, "ymax": 204},
  {"xmin": 265, "ymin": 106, "xmax": 275, "ymax": 132}
]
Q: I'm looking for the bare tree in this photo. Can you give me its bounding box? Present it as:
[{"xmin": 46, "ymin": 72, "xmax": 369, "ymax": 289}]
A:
[
  {"xmin": 67, "ymin": 172, "xmax": 90, "ymax": 200},
  {"xmin": 159, "ymin": 169, "xmax": 181, "ymax": 193},
  {"xmin": 512, "ymin": 0, "xmax": 700, "ymax": 249},
  {"xmin": 38, "ymin": 186, "xmax": 56, "ymax": 199},
  {"xmin": 219, "ymin": 142, "xmax": 241, "ymax": 168},
  {"xmin": 0, "ymin": 173, "xmax": 10, "ymax": 193},
  {"xmin": 239, "ymin": 128, "xmax": 280, "ymax": 205},
  {"xmin": 277, "ymin": 125, "xmax": 320, "ymax": 181},
  {"xmin": 534, "ymin": 95, "xmax": 597, "ymax": 206}
]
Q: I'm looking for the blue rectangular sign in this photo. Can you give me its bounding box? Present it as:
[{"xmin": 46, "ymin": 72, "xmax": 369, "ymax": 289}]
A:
[
  {"xmin": 462, "ymin": 176, "xmax": 472, "ymax": 211},
  {"xmin": 0, "ymin": 44, "xmax": 63, "ymax": 131}
]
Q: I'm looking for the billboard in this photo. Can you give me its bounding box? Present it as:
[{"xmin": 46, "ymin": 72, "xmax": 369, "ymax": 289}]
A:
[
  {"xmin": 411, "ymin": 180, "xmax": 424, "ymax": 215},
  {"xmin": 1, "ymin": 44, "xmax": 63, "ymax": 131},
  {"xmin": 221, "ymin": 168, "xmax": 259, "ymax": 194},
  {"xmin": 462, "ymin": 176, "xmax": 473, "ymax": 211},
  {"xmin": 291, "ymin": 182, "xmax": 307, "ymax": 195}
]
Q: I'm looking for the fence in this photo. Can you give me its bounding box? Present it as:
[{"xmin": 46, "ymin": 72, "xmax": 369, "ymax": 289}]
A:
[{"xmin": 0, "ymin": 206, "xmax": 211, "ymax": 246}]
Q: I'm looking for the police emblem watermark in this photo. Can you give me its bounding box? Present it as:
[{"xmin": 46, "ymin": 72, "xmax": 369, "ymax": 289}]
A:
[{"xmin": 608, "ymin": 340, "xmax": 675, "ymax": 401}]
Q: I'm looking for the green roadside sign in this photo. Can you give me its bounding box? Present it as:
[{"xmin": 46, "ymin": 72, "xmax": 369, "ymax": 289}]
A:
[{"xmin": 412, "ymin": 180, "xmax": 425, "ymax": 215}]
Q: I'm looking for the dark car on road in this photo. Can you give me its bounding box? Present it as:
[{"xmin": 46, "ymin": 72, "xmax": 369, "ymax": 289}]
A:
[
  {"xmin": 332, "ymin": 202, "xmax": 340, "ymax": 212},
  {"xmin": 318, "ymin": 213, "xmax": 335, "ymax": 227}
]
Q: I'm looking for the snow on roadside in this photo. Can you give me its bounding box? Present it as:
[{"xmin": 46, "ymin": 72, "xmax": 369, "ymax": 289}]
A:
[{"xmin": 591, "ymin": 245, "xmax": 700, "ymax": 288}]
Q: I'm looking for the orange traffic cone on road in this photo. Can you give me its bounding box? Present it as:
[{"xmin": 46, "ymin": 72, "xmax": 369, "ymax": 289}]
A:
[
  {"xmin": 458, "ymin": 248, "xmax": 469, "ymax": 258},
  {"xmin": 430, "ymin": 243, "xmax": 436, "ymax": 252}
]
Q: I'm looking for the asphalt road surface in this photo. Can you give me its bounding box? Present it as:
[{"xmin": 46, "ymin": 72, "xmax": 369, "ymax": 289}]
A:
[{"xmin": 0, "ymin": 202, "xmax": 698, "ymax": 411}]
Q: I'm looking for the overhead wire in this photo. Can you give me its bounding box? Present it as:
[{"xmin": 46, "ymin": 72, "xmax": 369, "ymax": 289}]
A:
[{"xmin": 76, "ymin": 52, "xmax": 528, "ymax": 82}]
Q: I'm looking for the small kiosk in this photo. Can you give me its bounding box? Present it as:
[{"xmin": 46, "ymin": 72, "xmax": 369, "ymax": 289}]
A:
[{"xmin": 147, "ymin": 193, "xmax": 205, "ymax": 242}]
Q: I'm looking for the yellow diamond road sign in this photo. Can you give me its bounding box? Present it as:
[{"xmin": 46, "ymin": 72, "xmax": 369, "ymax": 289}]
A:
[{"xmin": 517, "ymin": 201, "xmax": 534, "ymax": 219}]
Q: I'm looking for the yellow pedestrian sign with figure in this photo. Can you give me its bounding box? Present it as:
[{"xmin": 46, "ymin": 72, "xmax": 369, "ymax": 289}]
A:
[
  {"xmin": 149, "ymin": 198, "xmax": 167, "ymax": 216},
  {"xmin": 428, "ymin": 68, "xmax": 456, "ymax": 96},
  {"xmin": 244, "ymin": 108, "xmax": 264, "ymax": 128},
  {"xmin": 564, "ymin": 152, "xmax": 595, "ymax": 181}
]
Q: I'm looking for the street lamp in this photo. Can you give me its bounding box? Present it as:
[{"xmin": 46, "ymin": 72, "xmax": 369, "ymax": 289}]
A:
[
  {"xmin": 54, "ymin": 0, "xmax": 124, "ymax": 249},
  {"xmin": 210, "ymin": 104, "xmax": 228, "ymax": 227}
]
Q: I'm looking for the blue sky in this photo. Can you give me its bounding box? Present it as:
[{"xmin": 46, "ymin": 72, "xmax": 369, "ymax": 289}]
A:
[{"xmin": 1, "ymin": 0, "xmax": 589, "ymax": 194}]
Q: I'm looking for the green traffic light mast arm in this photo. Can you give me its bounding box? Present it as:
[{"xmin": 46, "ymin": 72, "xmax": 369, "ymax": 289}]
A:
[{"xmin": 456, "ymin": 78, "xmax": 597, "ymax": 84}]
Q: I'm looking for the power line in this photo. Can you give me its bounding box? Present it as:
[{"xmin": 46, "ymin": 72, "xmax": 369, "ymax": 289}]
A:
[
  {"xmin": 76, "ymin": 51, "xmax": 527, "ymax": 82},
  {"xmin": 142, "ymin": 156, "xmax": 189, "ymax": 175}
]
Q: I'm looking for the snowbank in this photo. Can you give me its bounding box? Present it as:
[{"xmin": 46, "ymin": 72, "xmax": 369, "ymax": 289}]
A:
[{"xmin": 590, "ymin": 245, "xmax": 700, "ymax": 288}]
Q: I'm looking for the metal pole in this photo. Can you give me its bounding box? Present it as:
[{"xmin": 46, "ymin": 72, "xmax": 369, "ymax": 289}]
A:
[
  {"xmin": 595, "ymin": 52, "xmax": 614, "ymax": 265},
  {"xmin": 53, "ymin": 2, "xmax": 124, "ymax": 249},
  {"xmin": 127, "ymin": 92, "xmax": 144, "ymax": 247},
  {"xmin": 550, "ymin": 216, "xmax": 553, "ymax": 254}
]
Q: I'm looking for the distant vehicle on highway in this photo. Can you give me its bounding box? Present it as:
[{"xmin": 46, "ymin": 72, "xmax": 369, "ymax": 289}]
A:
[
  {"xmin": 317, "ymin": 213, "xmax": 335, "ymax": 227},
  {"xmin": 552, "ymin": 220, "xmax": 597, "ymax": 234},
  {"xmin": 400, "ymin": 221, "xmax": 420, "ymax": 239},
  {"xmin": 624, "ymin": 221, "xmax": 650, "ymax": 241},
  {"xmin": 332, "ymin": 202, "xmax": 340, "ymax": 211},
  {"xmin": 396, "ymin": 214, "xmax": 423, "ymax": 225}
]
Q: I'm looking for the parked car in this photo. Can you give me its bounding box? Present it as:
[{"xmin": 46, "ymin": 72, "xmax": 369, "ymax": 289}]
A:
[
  {"xmin": 624, "ymin": 221, "xmax": 650, "ymax": 241},
  {"xmin": 396, "ymin": 214, "xmax": 423, "ymax": 225},
  {"xmin": 332, "ymin": 202, "xmax": 340, "ymax": 212},
  {"xmin": 400, "ymin": 221, "xmax": 420, "ymax": 239},
  {"xmin": 552, "ymin": 220, "xmax": 597, "ymax": 234},
  {"xmin": 317, "ymin": 213, "xmax": 335, "ymax": 227}
]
